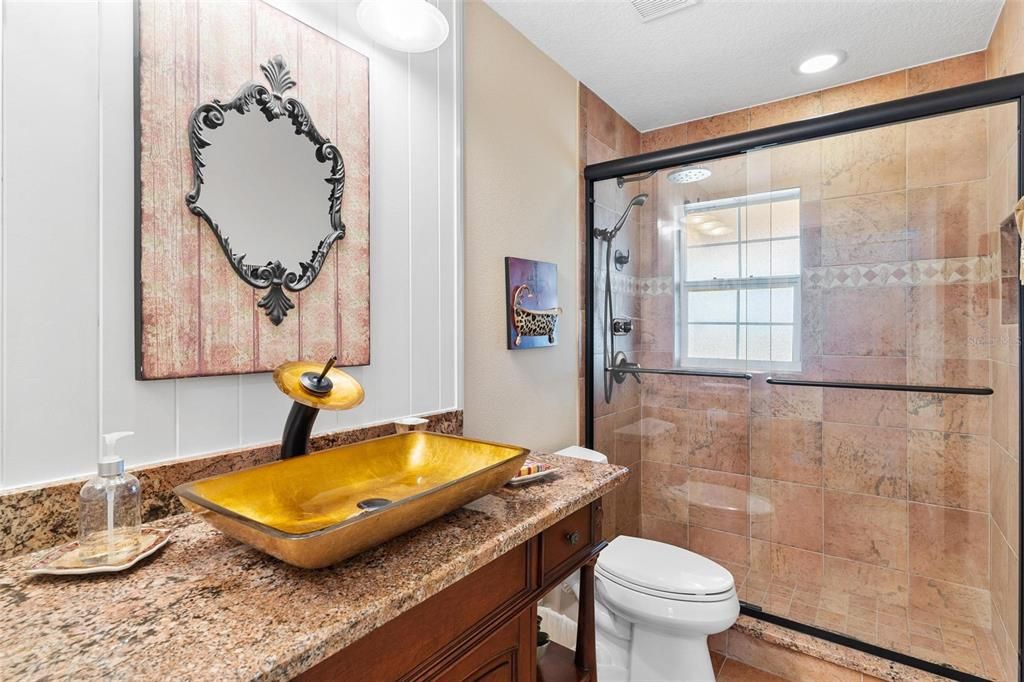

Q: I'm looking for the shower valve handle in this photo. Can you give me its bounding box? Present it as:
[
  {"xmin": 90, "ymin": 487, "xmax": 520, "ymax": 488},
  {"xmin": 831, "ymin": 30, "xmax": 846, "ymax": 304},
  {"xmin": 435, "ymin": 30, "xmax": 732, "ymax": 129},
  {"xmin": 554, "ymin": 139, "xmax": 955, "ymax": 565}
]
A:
[
  {"xmin": 610, "ymin": 351, "xmax": 642, "ymax": 384},
  {"xmin": 626, "ymin": 364, "xmax": 641, "ymax": 383}
]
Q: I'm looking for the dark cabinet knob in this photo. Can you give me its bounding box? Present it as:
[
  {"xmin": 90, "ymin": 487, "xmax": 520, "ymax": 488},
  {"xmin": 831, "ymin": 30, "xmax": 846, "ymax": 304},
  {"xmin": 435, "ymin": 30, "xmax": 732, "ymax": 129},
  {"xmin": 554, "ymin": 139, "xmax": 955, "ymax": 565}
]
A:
[{"xmin": 566, "ymin": 531, "xmax": 580, "ymax": 546}]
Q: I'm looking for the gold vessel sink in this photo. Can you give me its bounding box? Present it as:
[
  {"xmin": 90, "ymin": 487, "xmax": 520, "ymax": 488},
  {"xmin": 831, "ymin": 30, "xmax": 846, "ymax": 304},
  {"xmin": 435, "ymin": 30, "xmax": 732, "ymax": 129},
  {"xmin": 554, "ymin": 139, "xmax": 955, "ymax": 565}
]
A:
[{"xmin": 175, "ymin": 432, "xmax": 528, "ymax": 568}]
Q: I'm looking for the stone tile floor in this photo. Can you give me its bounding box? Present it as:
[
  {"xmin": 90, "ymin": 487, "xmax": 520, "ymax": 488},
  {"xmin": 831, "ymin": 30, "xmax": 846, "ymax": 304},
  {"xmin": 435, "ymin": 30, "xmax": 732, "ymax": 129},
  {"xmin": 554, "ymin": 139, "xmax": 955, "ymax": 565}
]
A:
[{"xmin": 713, "ymin": 653, "xmax": 788, "ymax": 681}]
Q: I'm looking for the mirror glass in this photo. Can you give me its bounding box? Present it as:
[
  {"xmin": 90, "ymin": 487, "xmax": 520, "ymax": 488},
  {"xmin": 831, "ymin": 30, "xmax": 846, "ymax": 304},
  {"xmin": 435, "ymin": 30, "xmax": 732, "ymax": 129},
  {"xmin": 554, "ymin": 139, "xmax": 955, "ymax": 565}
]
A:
[
  {"xmin": 197, "ymin": 111, "xmax": 334, "ymax": 274},
  {"xmin": 185, "ymin": 56, "xmax": 345, "ymax": 325}
]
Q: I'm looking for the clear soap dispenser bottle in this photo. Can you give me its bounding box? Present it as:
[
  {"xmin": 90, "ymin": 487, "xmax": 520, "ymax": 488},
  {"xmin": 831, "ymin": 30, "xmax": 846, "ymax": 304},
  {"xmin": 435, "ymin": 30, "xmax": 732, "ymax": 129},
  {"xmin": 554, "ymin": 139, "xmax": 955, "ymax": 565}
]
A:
[{"xmin": 78, "ymin": 431, "xmax": 141, "ymax": 564}]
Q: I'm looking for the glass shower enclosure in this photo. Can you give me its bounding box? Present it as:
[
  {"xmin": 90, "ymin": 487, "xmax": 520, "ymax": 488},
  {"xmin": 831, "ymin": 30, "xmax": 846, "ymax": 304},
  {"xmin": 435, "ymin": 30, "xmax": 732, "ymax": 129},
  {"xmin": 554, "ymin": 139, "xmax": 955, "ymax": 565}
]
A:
[{"xmin": 585, "ymin": 76, "xmax": 1024, "ymax": 681}]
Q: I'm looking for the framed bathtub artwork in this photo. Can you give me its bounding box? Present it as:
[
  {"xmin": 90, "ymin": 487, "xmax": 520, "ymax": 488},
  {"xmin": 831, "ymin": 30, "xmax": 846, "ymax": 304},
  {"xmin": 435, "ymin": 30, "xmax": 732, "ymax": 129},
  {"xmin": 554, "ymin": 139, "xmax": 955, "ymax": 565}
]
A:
[{"xmin": 505, "ymin": 257, "xmax": 562, "ymax": 350}]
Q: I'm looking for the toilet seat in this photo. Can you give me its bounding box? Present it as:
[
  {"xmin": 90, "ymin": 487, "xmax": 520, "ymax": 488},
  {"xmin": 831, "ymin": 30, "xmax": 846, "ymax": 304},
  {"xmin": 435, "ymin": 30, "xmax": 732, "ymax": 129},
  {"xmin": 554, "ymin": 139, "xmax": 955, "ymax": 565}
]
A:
[
  {"xmin": 596, "ymin": 536, "xmax": 735, "ymax": 603},
  {"xmin": 596, "ymin": 565, "xmax": 736, "ymax": 603},
  {"xmin": 595, "ymin": 568, "xmax": 739, "ymax": 636}
]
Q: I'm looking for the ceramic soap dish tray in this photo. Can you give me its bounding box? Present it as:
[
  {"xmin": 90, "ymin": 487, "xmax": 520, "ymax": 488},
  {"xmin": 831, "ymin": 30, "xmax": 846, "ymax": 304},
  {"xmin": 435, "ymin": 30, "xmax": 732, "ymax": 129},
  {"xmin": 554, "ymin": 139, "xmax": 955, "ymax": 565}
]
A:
[
  {"xmin": 506, "ymin": 461, "xmax": 559, "ymax": 487},
  {"xmin": 27, "ymin": 527, "xmax": 172, "ymax": 576}
]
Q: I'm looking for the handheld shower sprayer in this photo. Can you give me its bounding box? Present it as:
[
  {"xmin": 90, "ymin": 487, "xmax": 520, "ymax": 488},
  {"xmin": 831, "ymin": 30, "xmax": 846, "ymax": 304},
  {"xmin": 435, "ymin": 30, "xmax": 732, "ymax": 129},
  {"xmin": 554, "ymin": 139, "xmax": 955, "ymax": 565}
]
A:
[
  {"xmin": 594, "ymin": 193, "xmax": 648, "ymax": 242},
  {"xmin": 595, "ymin": 193, "xmax": 648, "ymax": 402}
]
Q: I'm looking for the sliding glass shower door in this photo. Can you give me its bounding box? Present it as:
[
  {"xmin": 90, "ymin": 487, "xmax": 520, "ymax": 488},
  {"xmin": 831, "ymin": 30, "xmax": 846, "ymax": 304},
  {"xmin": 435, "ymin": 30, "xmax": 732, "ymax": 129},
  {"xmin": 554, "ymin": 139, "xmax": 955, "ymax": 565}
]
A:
[{"xmin": 588, "ymin": 96, "xmax": 1020, "ymax": 681}]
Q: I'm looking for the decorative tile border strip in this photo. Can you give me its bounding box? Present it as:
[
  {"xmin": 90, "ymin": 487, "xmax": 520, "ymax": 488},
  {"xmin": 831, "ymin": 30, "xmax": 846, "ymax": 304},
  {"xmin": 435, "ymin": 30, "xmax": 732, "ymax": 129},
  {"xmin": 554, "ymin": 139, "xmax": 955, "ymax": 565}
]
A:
[
  {"xmin": 804, "ymin": 255, "xmax": 996, "ymax": 289},
  {"xmin": 606, "ymin": 272, "xmax": 672, "ymax": 296},
  {"xmin": 637, "ymin": 275, "xmax": 674, "ymax": 296},
  {"xmin": 0, "ymin": 410, "xmax": 463, "ymax": 559},
  {"xmin": 614, "ymin": 256, "xmax": 996, "ymax": 297},
  {"xmin": 606, "ymin": 271, "xmax": 641, "ymax": 295}
]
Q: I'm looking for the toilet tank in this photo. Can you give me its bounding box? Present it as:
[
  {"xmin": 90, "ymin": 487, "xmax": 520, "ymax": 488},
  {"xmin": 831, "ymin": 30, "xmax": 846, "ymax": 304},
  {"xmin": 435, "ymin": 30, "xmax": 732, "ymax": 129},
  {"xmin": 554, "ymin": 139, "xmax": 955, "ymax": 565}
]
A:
[{"xmin": 554, "ymin": 445, "xmax": 608, "ymax": 464}]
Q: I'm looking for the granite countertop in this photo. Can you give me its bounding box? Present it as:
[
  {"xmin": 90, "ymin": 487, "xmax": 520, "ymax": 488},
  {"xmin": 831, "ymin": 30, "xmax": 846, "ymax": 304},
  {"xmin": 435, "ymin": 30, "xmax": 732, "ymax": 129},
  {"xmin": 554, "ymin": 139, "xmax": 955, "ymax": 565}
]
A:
[{"xmin": 0, "ymin": 453, "xmax": 628, "ymax": 682}]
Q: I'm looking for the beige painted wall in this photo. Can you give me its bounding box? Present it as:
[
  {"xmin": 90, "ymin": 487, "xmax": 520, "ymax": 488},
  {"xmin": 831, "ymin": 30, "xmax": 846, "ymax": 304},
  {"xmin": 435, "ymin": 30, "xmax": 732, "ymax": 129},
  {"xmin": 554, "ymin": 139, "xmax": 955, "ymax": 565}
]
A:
[{"xmin": 463, "ymin": 1, "xmax": 579, "ymax": 452}]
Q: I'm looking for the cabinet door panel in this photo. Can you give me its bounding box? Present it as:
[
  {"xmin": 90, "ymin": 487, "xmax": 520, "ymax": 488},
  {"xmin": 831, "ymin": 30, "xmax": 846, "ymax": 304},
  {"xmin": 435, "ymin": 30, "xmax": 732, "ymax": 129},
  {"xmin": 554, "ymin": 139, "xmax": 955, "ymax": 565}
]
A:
[{"xmin": 437, "ymin": 608, "xmax": 535, "ymax": 682}]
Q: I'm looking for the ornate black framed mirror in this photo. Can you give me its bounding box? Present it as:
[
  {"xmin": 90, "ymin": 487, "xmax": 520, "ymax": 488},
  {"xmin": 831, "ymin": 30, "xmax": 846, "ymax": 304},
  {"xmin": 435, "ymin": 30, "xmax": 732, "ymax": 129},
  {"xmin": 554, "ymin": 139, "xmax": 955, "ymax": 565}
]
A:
[{"xmin": 186, "ymin": 55, "xmax": 345, "ymax": 325}]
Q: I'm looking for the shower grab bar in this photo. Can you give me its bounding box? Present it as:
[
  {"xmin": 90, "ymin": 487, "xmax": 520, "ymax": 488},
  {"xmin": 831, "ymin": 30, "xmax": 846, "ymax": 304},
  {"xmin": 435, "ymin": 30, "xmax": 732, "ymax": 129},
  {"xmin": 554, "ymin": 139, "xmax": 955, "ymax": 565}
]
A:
[
  {"xmin": 765, "ymin": 377, "xmax": 993, "ymax": 395},
  {"xmin": 605, "ymin": 366, "xmax": 753, "ymax": 380}
]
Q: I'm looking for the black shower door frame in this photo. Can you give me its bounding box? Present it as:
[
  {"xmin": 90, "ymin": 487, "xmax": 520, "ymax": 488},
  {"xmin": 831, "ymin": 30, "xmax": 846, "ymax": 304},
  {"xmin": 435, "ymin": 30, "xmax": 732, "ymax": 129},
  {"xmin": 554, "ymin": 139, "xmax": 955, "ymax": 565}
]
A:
[{"xmin": 583, "ymin": 72, "xmax": 1024, "ymax": 682}]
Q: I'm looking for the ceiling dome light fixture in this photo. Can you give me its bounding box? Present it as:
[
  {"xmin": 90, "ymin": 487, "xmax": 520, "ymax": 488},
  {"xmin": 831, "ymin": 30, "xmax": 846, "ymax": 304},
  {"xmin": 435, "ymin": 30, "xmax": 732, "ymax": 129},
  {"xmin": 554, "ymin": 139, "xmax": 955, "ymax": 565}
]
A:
[
  {"xmin": 797, "ymin": 51, "xmax": 845, "ymax": 75},
  {"xmin": 667, "ymin": 166, "xmax": 712, "ymax": 184},
  {"xmin": 356, "ymin": 0, "xmax": 450, "ymax": 53}
]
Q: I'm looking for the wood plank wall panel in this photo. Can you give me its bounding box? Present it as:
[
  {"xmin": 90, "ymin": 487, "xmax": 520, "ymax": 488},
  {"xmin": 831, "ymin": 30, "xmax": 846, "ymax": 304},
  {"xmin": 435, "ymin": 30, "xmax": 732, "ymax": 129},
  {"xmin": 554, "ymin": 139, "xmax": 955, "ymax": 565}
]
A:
[
  {"xmin": 2, "ymin": 0, "xmax": 102, "ymax": 485},
  {"xmin": 296, "ymin": 25, "xmax": 340, "ymax": 364},
  {"xmin": 138, "ymin": 0, "xmax": 201, "ymax": 378},
  {"xmin": 196, "ymin": 0, "xmax": 256, "ymax": 376},
  {"xmin": 409, "ymin": 46, "xmax": 441, "ymax": 412},
  {"xmin": 437, "ymin": 0, "xmax": 460, "ymax": 410},
  {"xmin": 137, "ymin": 0, "xmax": 371, "ymax": 378},
  {"xmin": 335, "ymin": 44, "xmax": 371, "ymax": 366},
  {"xmin": 357, "ymin": 45, "xmax": 412, "ymax": 428}
]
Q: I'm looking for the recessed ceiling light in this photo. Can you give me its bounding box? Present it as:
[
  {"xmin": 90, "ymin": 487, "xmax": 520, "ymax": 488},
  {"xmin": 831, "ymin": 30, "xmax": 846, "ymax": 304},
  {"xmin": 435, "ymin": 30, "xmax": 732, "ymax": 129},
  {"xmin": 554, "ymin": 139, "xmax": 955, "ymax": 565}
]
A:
[
  {"xmin": 797, "ymin": 52, "xmax": 845, "ymax": 75},
  {"xmin": 709, "ymin": 225, "xmax": 731, "ymax": 236},
  {"xmin": 667, "ymin": 166, "xmax": 712, "ymax": 184},
  {"xmin": 357, "ymin": 0, "xmax": 450, "ymax": 53}
]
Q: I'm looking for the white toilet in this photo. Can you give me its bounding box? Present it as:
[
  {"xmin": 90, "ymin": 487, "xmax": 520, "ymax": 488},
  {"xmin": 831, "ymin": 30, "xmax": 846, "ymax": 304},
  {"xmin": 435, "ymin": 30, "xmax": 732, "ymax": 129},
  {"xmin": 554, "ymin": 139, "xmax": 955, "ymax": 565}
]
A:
[{"xmin": 552, "ymin": 447, "xmax": 740, "ymax": 682}]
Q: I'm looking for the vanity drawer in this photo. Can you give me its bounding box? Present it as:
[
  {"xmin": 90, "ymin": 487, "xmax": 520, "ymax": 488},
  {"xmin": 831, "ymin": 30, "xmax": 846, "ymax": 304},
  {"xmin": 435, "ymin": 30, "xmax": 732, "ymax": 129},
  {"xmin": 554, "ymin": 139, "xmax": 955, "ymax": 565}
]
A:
[
  {"xmin": 540, "ymin": 504, "xmax": 594, "ymax": 582},
  {"xmin": 297, "ymin": 542, "xmax": 534, "ymax": 681}
]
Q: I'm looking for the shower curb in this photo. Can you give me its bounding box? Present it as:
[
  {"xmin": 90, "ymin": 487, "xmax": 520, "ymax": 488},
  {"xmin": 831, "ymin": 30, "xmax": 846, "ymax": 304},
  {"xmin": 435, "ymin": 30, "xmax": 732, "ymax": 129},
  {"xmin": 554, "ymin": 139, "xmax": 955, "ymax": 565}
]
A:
[{"xmin": 724, "ymin": 614, "xmax": 993, "ymax": 682}]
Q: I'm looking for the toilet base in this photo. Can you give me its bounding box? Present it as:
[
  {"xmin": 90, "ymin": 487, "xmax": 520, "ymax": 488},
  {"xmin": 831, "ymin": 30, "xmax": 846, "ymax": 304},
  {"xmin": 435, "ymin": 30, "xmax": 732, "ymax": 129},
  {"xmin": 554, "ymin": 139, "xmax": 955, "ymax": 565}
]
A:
[
  {"xmin": 629, "ymin": 624, "xmax": 714, "ymax": 682},
  {"xmin": 549, "ymin": 577, "xmax": 728, "ymax": 682}
]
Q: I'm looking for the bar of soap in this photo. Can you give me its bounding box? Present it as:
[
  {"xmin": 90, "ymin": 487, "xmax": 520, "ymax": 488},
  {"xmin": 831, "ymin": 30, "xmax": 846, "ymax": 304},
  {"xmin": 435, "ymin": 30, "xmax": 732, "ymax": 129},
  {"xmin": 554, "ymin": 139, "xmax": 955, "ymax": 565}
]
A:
[{"xmin": 516, "ymin": 461, "xmax": 550, "ymax": 477}]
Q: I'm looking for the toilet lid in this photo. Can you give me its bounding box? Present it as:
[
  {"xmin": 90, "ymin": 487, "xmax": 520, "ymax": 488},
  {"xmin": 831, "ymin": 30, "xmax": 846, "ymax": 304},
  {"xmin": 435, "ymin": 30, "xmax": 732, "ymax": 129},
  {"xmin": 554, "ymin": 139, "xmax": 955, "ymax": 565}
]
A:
[{"xmin": 597, "ymin": 536, "xmax": 735, "ymax": 597}]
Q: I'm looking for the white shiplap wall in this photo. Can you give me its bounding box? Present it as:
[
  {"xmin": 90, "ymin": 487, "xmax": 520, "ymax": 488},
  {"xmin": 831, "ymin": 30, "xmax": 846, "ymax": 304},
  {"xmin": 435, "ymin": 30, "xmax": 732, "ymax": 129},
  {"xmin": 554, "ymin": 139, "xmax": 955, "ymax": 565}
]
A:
[{"xmin": 0, "ymin": 0, "xmax": 463, "ymax": 489}]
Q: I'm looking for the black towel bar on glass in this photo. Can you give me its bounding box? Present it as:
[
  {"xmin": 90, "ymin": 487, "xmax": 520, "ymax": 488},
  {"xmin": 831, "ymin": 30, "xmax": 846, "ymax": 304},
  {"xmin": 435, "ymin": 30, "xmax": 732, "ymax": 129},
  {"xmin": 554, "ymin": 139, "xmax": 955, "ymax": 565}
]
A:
[{"xmin": 765, "ymin": 377, "xmax": 993, "ymax": 396}]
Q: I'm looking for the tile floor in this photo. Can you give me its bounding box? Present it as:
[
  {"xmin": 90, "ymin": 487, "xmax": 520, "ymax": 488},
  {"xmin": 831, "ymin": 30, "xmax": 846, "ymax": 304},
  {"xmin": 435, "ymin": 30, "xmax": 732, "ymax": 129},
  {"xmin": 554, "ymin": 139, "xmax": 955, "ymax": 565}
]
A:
[
  {"xmin": 712, "ymin": 653, "xmax": 787, "ymax": 681},
  {"xmin": 730, "ymin": 570, "xmax": 1006, "ymax": 681}
]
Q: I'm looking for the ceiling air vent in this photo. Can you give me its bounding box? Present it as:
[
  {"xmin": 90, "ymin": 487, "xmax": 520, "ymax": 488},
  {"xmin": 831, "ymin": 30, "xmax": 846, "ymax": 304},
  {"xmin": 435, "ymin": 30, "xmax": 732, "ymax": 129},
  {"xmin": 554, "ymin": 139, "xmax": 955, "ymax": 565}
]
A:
[{"xmin": 629, "ymin": 0, "xmax": 700, "ymax": 22}]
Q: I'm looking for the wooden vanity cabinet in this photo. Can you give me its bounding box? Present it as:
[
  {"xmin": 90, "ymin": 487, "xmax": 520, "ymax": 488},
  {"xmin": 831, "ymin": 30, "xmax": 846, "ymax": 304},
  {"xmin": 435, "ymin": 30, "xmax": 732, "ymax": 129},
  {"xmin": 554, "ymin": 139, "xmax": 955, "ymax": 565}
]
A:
[
  {"xmin": 438, "ymin": 609, "xmax": 536, "ymax": 681},
  {"xmin": 296, "ymin": 499, "xmax": 604, "ymax": 682}
]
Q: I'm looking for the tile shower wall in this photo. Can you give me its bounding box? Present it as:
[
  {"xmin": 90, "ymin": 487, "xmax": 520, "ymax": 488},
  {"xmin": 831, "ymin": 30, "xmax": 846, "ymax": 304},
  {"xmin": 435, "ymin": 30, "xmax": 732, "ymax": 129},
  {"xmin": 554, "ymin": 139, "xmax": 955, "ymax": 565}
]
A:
[
  {"xmin": 986, "ymin": 3, "xmax": 1023, "ymax": 675},
  {"xmin": 599, "ymin": 49, "xmax": 1022, "ymax": 679},
  {"xmin": 580, "ymin": 85, "xmax": 644, "ymax": 540}
]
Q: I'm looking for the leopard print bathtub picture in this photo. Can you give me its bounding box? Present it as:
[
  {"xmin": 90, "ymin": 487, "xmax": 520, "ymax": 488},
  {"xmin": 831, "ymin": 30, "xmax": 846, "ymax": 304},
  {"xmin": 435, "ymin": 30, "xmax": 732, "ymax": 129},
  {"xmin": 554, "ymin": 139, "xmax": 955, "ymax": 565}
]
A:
[{"xmin": 505, "ymin": 257, "xmax": 562, "ymax": 349}]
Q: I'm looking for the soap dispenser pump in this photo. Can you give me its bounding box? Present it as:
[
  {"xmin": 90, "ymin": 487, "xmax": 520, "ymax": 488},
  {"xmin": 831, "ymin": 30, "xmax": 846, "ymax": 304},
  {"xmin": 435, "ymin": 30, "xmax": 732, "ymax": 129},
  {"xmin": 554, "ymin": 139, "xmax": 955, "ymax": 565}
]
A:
[{"xmin": 78, "ymin": 431, "xmax": 141, "ymax": 565}]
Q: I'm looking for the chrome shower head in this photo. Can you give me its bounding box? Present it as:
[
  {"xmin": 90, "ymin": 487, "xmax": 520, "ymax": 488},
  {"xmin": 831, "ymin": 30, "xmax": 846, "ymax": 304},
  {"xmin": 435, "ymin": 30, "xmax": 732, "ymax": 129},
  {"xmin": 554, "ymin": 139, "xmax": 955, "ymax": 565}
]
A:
[
  {"xmin": 595, "ymin": 193, "xmax": 648, "ymax": 242},
  {"xmin": 667, "ymin": 166, "xmax": 711, "ymax": 183}
]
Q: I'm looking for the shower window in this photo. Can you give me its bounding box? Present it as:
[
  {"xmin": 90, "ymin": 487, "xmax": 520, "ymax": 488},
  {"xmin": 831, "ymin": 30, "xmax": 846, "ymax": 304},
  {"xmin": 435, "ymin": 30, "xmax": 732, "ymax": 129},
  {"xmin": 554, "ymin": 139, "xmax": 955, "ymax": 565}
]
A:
[{"xmin": 676, "ymin": 189, "xmax": 801, "ymax": 370}]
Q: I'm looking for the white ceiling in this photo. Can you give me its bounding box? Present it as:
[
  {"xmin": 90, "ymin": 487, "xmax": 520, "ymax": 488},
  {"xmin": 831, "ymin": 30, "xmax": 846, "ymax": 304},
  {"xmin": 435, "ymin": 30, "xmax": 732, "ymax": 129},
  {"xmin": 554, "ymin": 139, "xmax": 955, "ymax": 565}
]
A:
[{"xmin": 483, "ymin": 0, "xmax": 1004, "ymax": 132}]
